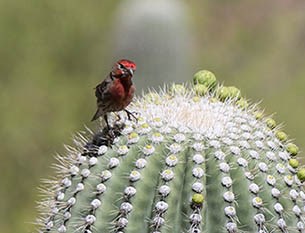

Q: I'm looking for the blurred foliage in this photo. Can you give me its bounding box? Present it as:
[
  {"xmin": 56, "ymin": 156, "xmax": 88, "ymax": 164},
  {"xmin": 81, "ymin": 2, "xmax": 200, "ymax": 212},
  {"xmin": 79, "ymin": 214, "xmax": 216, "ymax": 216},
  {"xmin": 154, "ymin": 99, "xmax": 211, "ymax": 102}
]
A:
[{"xmin": 0, "ymin": 0, "xmax": 304, "ymax": 232}]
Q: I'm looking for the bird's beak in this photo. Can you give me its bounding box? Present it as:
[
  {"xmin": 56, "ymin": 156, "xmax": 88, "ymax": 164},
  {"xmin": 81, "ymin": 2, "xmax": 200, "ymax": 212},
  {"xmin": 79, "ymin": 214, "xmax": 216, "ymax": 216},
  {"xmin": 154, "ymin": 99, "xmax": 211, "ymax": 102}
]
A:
[{"xmin": 128, "ymin": 68, "xmax": 134, "ymax": 76}]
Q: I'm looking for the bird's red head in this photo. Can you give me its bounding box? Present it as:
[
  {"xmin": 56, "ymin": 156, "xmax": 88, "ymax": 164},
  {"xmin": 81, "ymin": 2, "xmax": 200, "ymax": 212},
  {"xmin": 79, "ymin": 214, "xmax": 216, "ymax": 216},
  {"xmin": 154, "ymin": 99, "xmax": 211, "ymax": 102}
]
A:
[{"xmin": 112, "ymin": 59, "xmax": 137, "ymax": 78}]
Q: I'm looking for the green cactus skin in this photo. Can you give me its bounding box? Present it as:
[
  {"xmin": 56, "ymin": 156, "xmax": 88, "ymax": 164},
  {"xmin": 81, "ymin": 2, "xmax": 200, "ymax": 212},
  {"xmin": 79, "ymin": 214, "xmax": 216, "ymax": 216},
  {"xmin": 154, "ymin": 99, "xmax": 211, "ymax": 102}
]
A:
[{"xmin": 36, "ymin": 71, "xmax": 305, "ymax": 233}]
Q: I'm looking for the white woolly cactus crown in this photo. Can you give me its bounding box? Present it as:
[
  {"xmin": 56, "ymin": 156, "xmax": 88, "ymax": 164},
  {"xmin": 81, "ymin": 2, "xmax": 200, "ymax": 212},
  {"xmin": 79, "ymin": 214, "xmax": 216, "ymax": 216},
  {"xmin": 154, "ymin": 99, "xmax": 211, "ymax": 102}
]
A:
[{"xmin": 36, "ymin": 70, "xmax": 305, "ymax": 233}]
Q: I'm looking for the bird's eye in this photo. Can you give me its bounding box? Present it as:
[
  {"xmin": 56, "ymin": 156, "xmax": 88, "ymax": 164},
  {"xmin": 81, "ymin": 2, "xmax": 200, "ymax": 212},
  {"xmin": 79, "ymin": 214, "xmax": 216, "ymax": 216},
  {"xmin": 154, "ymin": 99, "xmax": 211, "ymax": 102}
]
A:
[{"xmin": 118, "ymin": 63, "xmax": 126, "ymax": 70}]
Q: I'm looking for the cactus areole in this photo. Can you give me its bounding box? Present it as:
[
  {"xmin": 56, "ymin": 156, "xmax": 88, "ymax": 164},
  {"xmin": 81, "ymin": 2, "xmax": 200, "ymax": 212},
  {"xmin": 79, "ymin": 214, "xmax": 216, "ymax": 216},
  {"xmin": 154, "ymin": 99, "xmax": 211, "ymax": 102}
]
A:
[{"xmin": 36, "ymin": 70, "xmax": 305, "ymax": 233}]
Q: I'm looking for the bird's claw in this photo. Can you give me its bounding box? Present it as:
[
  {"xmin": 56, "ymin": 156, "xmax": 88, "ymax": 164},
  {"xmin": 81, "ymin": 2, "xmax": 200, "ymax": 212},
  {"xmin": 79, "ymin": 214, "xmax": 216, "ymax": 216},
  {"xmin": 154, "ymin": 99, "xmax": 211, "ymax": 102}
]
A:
[{"xmin": 124, "ymin": 110, "xmax": 138, "ymax": 123}]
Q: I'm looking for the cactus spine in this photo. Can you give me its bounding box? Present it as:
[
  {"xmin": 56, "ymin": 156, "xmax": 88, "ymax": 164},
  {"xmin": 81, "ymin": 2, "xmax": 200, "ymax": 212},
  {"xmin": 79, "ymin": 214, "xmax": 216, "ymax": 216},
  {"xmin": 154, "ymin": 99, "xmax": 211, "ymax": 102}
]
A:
[{"xmin": 36, "ymin": 71, "xmax": 305, "ymax": 233}]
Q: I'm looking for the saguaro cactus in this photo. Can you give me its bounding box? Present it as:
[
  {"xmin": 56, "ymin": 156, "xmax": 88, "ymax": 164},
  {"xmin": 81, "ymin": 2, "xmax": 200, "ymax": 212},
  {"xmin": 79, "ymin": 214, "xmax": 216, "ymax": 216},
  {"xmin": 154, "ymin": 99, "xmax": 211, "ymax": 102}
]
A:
[{"xmin": 36, "ymin": 71, "xmax": 305, "ymax": 233}]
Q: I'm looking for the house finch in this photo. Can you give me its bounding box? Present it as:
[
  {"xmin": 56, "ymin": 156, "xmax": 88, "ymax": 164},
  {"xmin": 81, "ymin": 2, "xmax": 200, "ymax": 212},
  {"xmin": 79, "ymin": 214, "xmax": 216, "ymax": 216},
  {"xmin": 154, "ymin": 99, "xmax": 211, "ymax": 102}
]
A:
[{"xmin": 91, "ymin": 59, "xmax": 137, "ymax": 128}]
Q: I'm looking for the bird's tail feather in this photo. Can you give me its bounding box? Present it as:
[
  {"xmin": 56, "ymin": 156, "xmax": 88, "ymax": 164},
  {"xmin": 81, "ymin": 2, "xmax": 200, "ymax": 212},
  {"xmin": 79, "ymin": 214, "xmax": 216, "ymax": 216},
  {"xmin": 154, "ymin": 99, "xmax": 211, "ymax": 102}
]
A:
[{"xmin": 91, "ymin": 109, "xmax": 103, "ymax": 121}]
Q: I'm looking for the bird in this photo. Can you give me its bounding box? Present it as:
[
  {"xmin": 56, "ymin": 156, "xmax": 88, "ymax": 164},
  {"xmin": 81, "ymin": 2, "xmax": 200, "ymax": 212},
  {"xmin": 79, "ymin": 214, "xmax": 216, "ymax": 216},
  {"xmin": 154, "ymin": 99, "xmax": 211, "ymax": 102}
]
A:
[{"xmin": 91, "ymin": 59, "xmax": 137, "ymax": 129}]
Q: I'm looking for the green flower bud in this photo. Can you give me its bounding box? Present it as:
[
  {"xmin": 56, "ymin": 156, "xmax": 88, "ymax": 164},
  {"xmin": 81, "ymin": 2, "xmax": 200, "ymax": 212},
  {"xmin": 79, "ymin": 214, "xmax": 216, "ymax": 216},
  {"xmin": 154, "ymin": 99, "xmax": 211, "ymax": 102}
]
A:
[
  {"xmin": 275, "ymin": 131, "xmax": 288, "ymax": 142},
  {"xmin": 192, "ymin": 96, "xmax": 201, "ymax": 102},
  {"xmin": 144, "ymin": 92, "xmax": 160, "ymax": 103},
  {"xmin": 227, "ymin": 86, "xmax": 241, "ymax": 99},
  {"xmin": 193, "ymin": 70, "xmax": 217, "ymax": 88},
  {"xmin": 171, "ymin": 84, "xmax": 186, "ymax": 95},
  {"xmin": 192, "ymin": 193, "xmax": 204, "ymax": 204},
  {"xmin": 297, "ymin": 168, "xmax": 305, "ymax": 182},
  {"xmin": 254, "ymin": 111, "xmax": 263, "ymax": 120},
  {"xmin": 236, "ymin": 98, "xmax": 248, "ymax": 109},
  {"xmin": 209, "ymin": 97, "xmax": 218, "ymax": 103},
  {"xmin": 289, "ymin": 159, "xmax": 299, "ymax": 168},
  {"xmin": 194, "ymin": 84, "xmax": 208, "ymax": 96},
  {"xmin": 266, "ymin": 118, "xmax": 276, "ymax": 129},
  {"xmin": 217, "ymin": 86, "xmax": 230, "ymax": 101},
  {"xmin": 128, "ymin": 132, "xmax": 139, "ymax": 139},
  {"xmin": 286, "ymin": 143, "xmax": 299, "ymax": 156}
]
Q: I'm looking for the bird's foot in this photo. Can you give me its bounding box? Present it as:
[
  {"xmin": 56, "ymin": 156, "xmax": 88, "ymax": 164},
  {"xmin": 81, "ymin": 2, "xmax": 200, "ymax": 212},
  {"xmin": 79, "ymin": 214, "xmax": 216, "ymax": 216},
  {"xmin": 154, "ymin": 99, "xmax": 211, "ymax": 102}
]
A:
[{"xmin": 124, "ymin": 110, "xmax": 138, "ymax": 123}]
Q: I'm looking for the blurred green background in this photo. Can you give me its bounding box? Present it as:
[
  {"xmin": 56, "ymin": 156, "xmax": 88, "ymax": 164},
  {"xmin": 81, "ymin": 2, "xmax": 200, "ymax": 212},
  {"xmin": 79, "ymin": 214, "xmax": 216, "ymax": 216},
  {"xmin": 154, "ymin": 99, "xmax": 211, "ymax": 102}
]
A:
[{"xmin": 1, "ymin": 1, "xmax": 305, "ymax": 232}]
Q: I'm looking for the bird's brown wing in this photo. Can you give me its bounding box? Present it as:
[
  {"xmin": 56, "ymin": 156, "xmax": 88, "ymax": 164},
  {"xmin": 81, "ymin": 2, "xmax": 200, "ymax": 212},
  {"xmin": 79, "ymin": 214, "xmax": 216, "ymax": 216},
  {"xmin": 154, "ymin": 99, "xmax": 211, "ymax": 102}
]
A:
[
  {"xmin": 95, "ymin": 75, "xmax": 113, "ymax": 100},
  {"xmin": 91, "ymin": 75, "xmax": 114, "ymax": 121}
]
